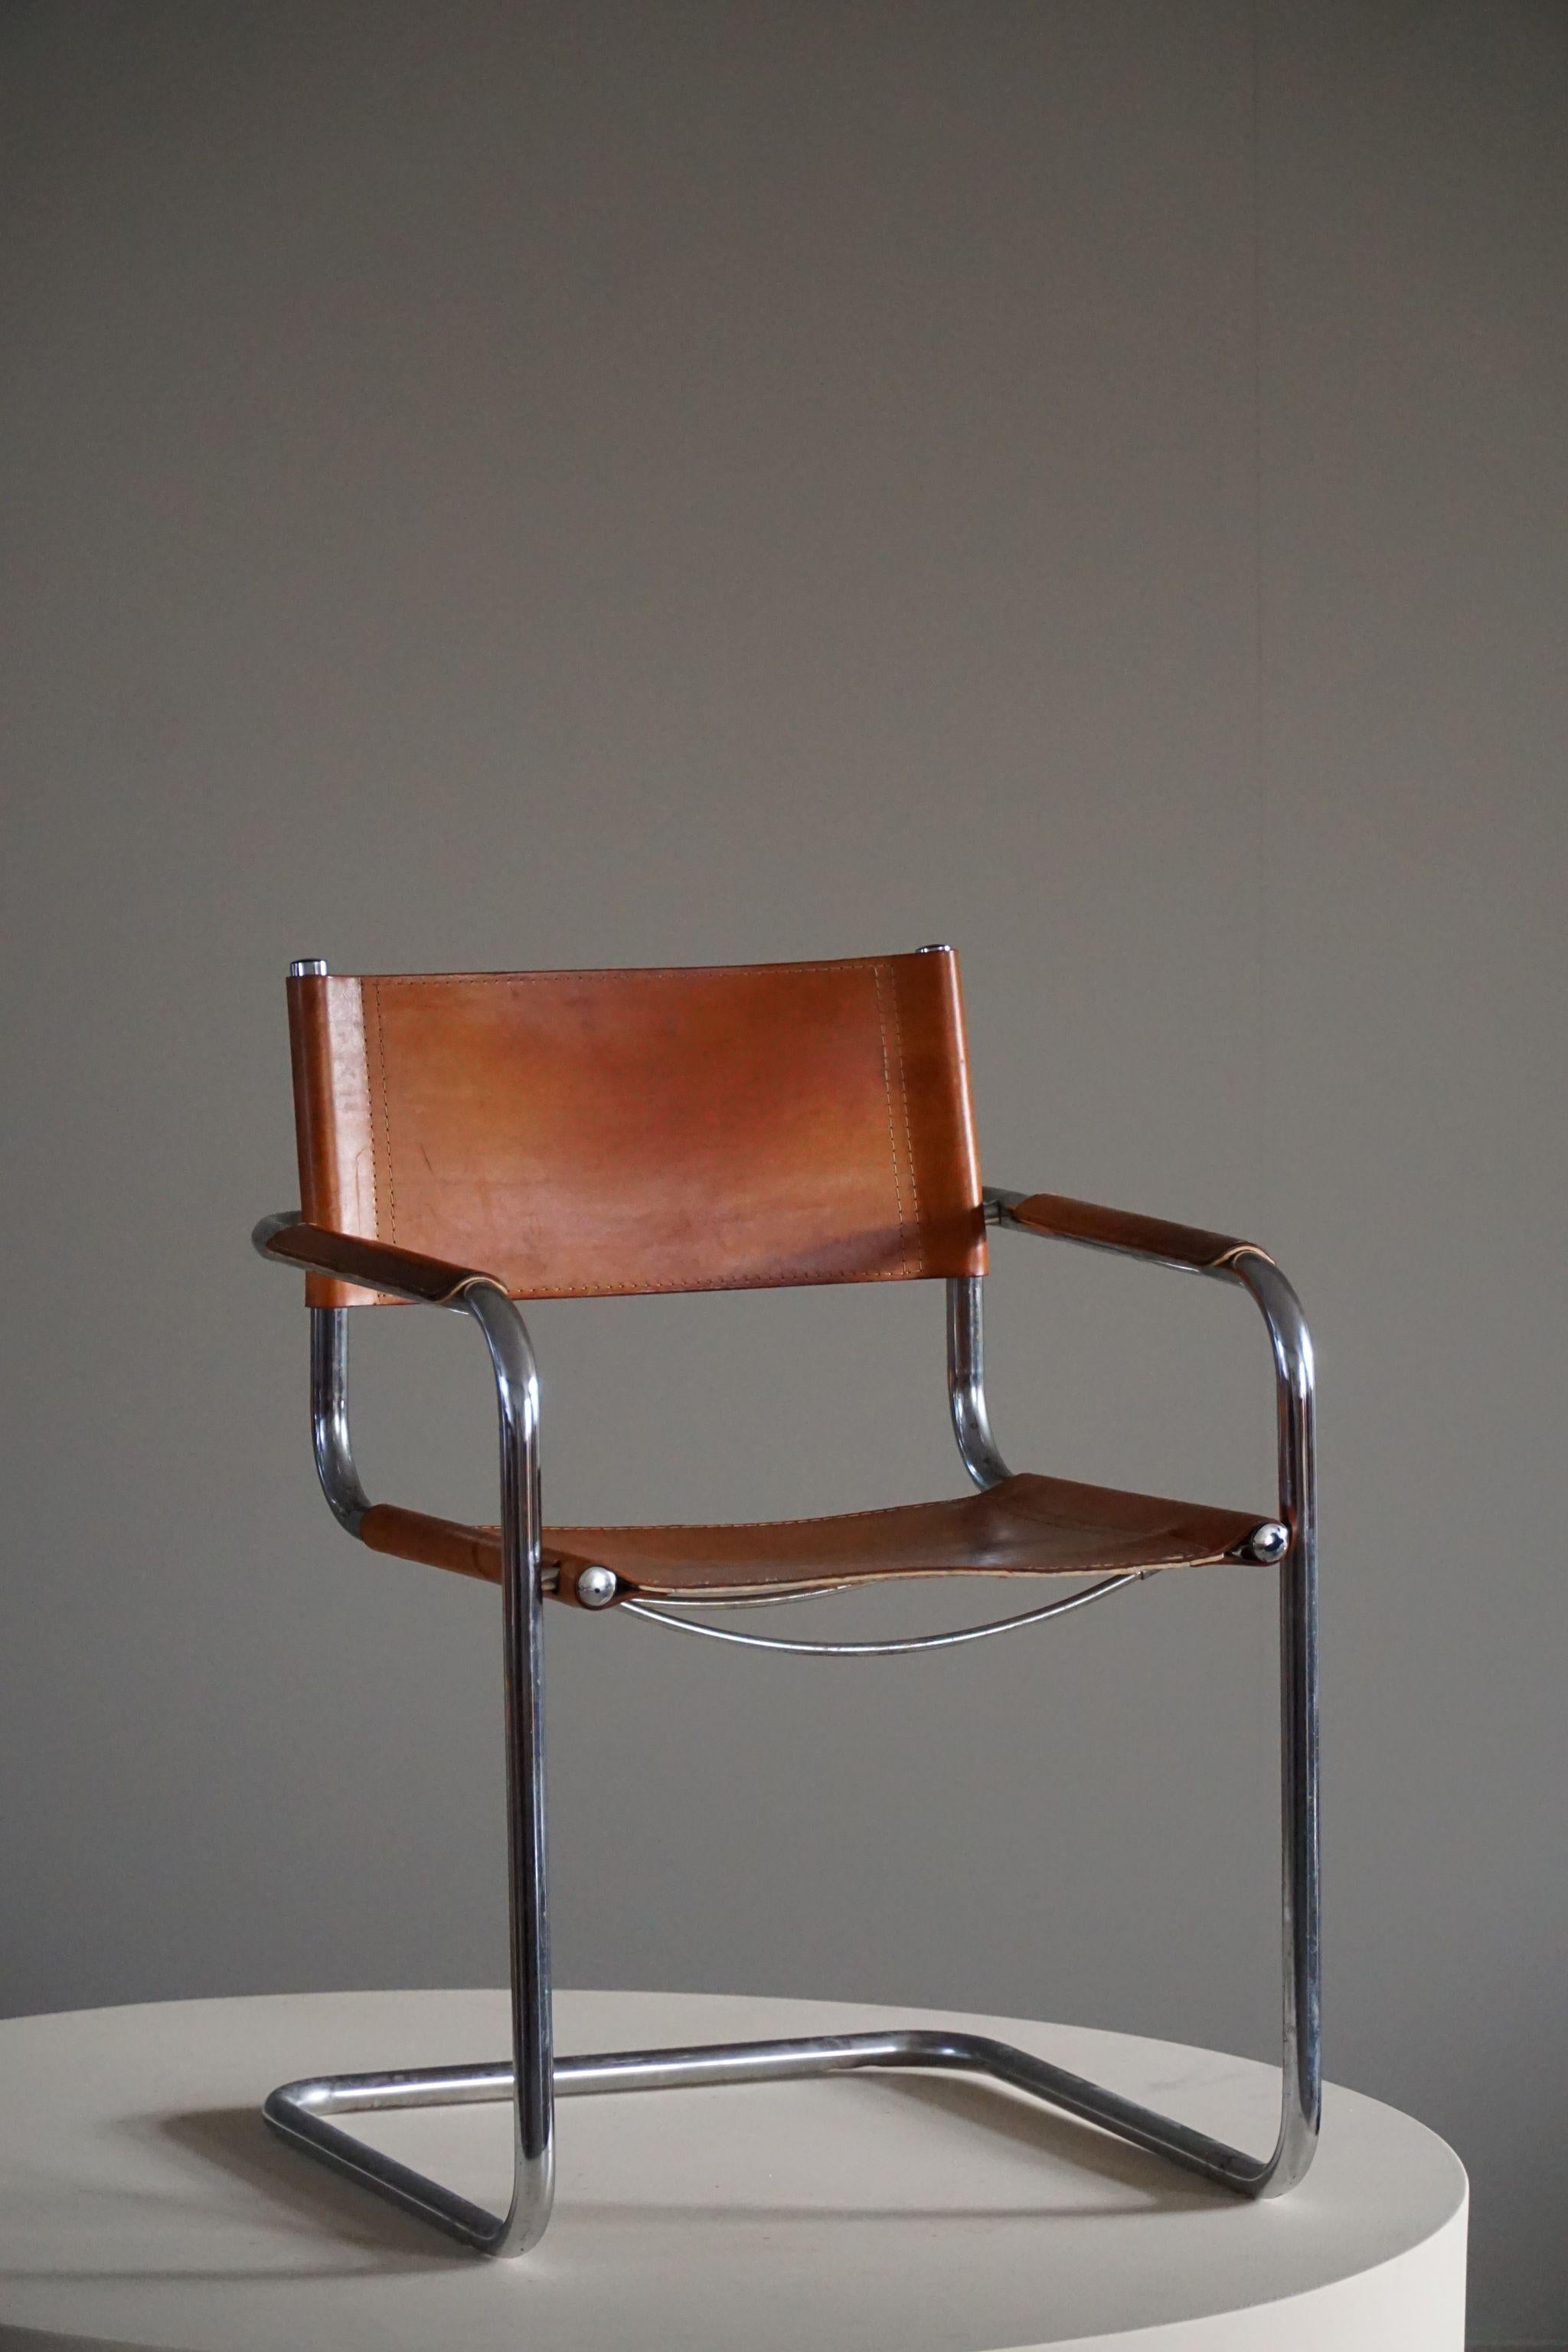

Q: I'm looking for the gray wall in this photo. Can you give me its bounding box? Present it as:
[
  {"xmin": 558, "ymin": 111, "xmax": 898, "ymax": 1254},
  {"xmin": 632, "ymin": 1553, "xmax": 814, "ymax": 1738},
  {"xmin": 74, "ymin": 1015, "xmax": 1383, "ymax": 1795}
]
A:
[{"xmin": 2, "ymin": 4, "xmax": 1563, "ymax": 2342}]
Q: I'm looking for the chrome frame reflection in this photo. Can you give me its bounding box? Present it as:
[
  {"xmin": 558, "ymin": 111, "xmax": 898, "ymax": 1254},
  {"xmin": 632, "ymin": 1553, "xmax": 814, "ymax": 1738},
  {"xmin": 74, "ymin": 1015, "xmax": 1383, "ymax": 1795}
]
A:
[
  {"xmin": 309, "ymin": 1308, "xmax": 368, "ymax": 1536},
  {"xmin": 982, "ymin": 1185, "xmax": 1321, "ymax": 2194},
  {"xmin": 260, "ymin": 1238, "xmax": 554, "ymax": 2256},
  {"xmin": 251, "ymin": 1146, "xmax": 1320, "ymax": 2255},
  {"xmin": 946, "ymin": 1272, "xmax": 1012, "ymax": 1489}
]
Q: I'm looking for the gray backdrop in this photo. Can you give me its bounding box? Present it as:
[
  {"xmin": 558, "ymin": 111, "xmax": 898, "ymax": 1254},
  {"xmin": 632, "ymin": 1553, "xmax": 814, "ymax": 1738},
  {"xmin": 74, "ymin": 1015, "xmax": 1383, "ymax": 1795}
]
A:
[{"xmin": 3, "ymin": 5, "xmax": 1563, "ymax": 2344}]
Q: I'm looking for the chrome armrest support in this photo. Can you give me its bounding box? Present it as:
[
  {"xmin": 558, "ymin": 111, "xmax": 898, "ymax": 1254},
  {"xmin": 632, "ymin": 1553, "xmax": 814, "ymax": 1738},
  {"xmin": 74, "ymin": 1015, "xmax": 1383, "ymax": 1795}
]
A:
[
  {"xmin": 252, "ymin": 1211, "xmax": 503, "ymax": 1538},
  {"xmin": 253, "ymin": 1211, "xmax": 554, "ymax": 2253},
  {"xmin": 980, "ymin": 1182, "xmax": 1321, "ymax": 2195},
  {"xmin": 310, "ymin": 1308, "xmax": 369, "ymax": 1535},
  {"xmin": 981, "ymin": 1184, "xmax": 1313, "ymax": 1544},
  {"xmin": 946, "ymin": 1275, "xmax": 1013, "ymax": 1490}
]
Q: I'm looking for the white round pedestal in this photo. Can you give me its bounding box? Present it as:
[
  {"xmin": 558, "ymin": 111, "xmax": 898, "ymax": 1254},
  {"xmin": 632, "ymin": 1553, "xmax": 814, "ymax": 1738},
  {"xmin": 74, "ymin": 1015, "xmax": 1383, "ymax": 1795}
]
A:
[{"xmin": 0, "ymin": 1989, "xmax": 1465, "ymax": 2351}]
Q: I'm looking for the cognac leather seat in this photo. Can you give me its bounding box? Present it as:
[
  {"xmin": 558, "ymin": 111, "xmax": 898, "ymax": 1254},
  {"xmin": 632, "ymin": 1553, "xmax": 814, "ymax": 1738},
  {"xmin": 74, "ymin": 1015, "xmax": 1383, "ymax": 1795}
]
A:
[{"xmin": 358, "ymin": 1475, "xmax": 1270, "ymax": 1608}]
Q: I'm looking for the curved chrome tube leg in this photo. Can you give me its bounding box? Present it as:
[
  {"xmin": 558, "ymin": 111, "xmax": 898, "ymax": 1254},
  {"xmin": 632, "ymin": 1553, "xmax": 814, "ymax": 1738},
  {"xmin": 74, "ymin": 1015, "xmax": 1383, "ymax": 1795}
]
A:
[
  {"xmin": 268, "ymin": 1283, "xmax": 553, "ymax": 2256},
  {"xmin": 466, "ymin": 1283, "xmax": 554, "ymax": 2254},
  {"xmin": 1268, "ymin": 1528, "xmax": 1320, "ymax": 2192},
  {"xmin": 959, "ymin": 1210, "xmax": 1322, "ymax": 2197},
  {"xmin": 1233, "ymin": 1252, "xmax": 1321, "ymax": 2195},
  {"xmin": 265, "ymin": 2011, "xmax": 1283, "ymax": 2221}
]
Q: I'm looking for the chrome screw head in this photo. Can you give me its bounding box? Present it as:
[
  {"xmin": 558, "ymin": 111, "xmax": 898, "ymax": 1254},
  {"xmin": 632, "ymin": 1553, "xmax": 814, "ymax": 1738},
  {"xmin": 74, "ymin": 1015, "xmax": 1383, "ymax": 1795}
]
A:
[
  {"xmin": 576, "ymin": 1563, "xmax": 618, "ymax": 1609},
  {"xmin": 1249, "ymin": 1521, "xmax": 1290, "ymax": 1563}
]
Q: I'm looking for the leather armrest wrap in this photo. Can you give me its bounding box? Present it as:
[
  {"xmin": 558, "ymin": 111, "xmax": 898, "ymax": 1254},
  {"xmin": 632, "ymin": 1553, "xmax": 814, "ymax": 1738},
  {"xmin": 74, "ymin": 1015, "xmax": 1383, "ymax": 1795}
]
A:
[
  {"xmin": 260, "ymin": 1219, "xmax": 501, "ymax": 1304},
  {"xmin": 1001, "ymin": 1191, "xmax": 1256, "ymax": 1273}
]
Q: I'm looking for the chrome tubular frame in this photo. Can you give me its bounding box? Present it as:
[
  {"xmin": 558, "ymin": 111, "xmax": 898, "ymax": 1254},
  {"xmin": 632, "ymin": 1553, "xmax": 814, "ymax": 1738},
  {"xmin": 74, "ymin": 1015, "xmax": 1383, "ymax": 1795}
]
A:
[
  {"xmin": 254, "ymin": 1154, "xmax": 1320, "ymax": 2256},
  {"xmin": 266, "ymin": 1276, "xmax": 554, "ymax": 2256},
  {"xmin": 309, "ymin": 1309, "xmax": 368, "ymax": 1536},
  {"xmin": 946, "ymin": 1273, "xmax": 1013, "ymax": 1489},
  {"xmin": 981, "ymin": 1187, "xmax": 1321, "ymax": 2196}
]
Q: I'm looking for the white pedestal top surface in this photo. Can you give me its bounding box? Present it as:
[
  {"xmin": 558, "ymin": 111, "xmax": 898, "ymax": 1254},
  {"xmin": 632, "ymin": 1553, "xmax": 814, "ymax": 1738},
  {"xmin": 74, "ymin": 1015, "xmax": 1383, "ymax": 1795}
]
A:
[{"xmin": 0, "ymin": 1988, "xmax": 1467, "ymax": 2351}]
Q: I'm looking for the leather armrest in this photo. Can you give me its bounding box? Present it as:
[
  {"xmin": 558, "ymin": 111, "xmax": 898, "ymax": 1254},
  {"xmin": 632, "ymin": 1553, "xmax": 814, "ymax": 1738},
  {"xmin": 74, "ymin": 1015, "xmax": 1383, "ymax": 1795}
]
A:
[
  {"xmin": 987, "ymin": 1188, "xmax": 1264, "ymax": 1275},
  {"xmin": 253, "ymin": 1214, "xmax": 505, "ymax": 1305}
]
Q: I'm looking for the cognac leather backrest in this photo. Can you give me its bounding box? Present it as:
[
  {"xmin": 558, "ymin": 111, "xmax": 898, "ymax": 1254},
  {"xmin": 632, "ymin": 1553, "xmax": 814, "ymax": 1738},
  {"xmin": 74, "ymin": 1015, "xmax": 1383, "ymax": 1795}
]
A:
[{"xmin": 286, "ymin": 951, "xmax": 986, "ymax": 1307}]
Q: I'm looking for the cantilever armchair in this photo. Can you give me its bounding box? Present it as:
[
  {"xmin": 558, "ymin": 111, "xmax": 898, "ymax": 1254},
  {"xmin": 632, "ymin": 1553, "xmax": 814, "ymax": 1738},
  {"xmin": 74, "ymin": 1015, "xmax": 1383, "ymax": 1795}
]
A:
[{"xmin": 253, "ymin": 947, "xmax": 1319, "ymax": 2256}]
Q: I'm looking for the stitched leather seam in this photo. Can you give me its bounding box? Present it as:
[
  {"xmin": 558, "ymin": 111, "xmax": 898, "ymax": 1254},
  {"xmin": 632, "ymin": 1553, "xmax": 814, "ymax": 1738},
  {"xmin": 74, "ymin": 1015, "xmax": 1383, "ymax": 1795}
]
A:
[
  {"xmin": 486, "ymin": 1265, "xmax": 917, "ymax": 1298},
  {"xmin": 540, "ymin": 1492, "xmax": 1253, "ymax": 1539},
  {"xmin": 371, "ymin": 978, "xmax": 397, "ymax": 1246},
  {"xmin": 886, "ymin": 964, "xmax": 924, "ymax": 1276},
  {"xmin": 626, "ymin": 1560, "xmax": 1214, "ymax": 1587},
  {"xmin": 871, "ymin": 964, "xmax": 912, "ymax": 1276},
  {"xmin": 353, "ymin": 978, "xmax": 378, "ymax": 1243},
  {"xmin": 549, "ymin": 1493, "xmax": 1016, "ymax": 1536},
  {"xmin": 429, "ymin": 1545, "xmax": 1225, "ymax": 1579}
]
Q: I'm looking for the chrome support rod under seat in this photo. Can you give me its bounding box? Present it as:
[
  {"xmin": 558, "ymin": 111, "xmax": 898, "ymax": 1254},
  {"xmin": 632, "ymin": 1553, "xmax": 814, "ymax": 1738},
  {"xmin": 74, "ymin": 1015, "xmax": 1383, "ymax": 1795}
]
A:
[{"xmin": 619, "ymin": 1572, "xmax": 1142, "ymax": 1655}]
